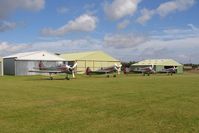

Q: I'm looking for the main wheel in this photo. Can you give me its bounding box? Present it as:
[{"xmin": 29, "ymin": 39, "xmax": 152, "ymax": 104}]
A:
[
  {"xmin": 113, "ymin": 75, "xmax": 116, "ymax": 77},
  {"xmin": 50, "ymin": 77, "xmax": 53, "ymax": 80},
  {"xmin": 65, "ymin": 77, "xmax": 70, "ymax": 80}
]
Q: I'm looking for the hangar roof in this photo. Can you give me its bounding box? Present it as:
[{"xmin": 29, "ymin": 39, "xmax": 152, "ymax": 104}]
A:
[
  {"xmin": 132, "ymin": 59, "xmax": 183, "ymax": 66},
  {"xmin": 3, "ymin": 51, "xmax": 65, "ymax": 61},
  {"xmin": 60, "ymin": 51, "xmax": 120, "ymax": 62}
]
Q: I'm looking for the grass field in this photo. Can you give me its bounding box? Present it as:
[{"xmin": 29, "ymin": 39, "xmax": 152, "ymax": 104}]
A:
[{"xmin": 0, "ymin": 73, "xmax": 199, "ymax": 133}]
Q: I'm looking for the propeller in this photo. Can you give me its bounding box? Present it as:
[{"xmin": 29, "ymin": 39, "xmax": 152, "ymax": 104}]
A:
[
  {"xmin": 65, "ymin": 62, "xmax": 77, "ymax": 70},
  {"xmin": 72, "ymin": 62, "xmax": 78, "ymax": 69},
  {"xmin": 114, "ymin": 63, "xmax": 122, "ymax": 74},
  {"xmin": 150, "ymin": 64, "xmax": 156, "ymax": 73},
  {"xmin": 173, "ymin": 66, "xmax": 178, "ymax": 73},
  {"xmin": 65, "ymin": 64, "xmax": 71, "ymax": 69}
]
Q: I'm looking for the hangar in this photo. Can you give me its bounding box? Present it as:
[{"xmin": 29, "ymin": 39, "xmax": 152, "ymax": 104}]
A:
[
  {"xmin": 0, "ymin": 57, "xmax": 3, "ymax": 76},
  {"xmin": 131, "ymin": 59, "xmax": 183, "ymax": 74},
  {"xmin": 60, "ymin": 51, "xmax": 121, "ymax": 73},
  {"xmin": 3, "ymin": 51, "xmax": 65, "ymax": 76}
]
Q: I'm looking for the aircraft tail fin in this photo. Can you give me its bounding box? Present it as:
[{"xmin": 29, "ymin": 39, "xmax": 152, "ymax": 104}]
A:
[
  {"xmin": 38, "ymin": 61, "xmax": 45, "ymax": 70},
  {"xmin": 151, "ymin": 64, "xmax": 156, "ymax": 73},
  {"xmin": 86, "ymin": 67, "xmax": 92, "ymax": 75}
]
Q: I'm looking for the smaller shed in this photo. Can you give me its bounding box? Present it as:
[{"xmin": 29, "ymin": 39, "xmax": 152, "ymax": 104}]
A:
[
  {"xmin": 131, "ymin": 59, "xmax": 183, "ymax": 74},
  {"xmin": 60, "ymin": 51, "xmax": 121, "ymax": 73},
  {"xmin": 3, "ymin": 51, "xmax": 65, "ymax": 76},
  {"xmin": 0, "ymin": 57, "xmax": 3, "ymax": 76}
]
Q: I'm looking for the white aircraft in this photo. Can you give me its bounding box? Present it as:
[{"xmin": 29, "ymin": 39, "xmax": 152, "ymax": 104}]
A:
[{"xmin": 29, "ymin": 61, "xmax": 77, "ymax": 80}]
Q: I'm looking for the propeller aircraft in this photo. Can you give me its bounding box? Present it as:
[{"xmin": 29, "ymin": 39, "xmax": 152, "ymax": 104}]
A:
[
  {"xmin": 86, "ymin": 64, "xmax": 122, "ymax": 77},
  {"xmin": 29, "ymin": 61, "xmax": 77, "ymax": 80},
  {"xmin": 124, "ymin": 65, "xmax": 156, "ymax": 76},
  {"xmin": 160, "ymin": 67, "xmax": 177, "ymax": 75}
]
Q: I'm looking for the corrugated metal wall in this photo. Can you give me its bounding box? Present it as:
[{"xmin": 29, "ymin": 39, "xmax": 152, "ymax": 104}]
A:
[
  {"xmin": 155, "ymin": 66, "xmax": 164, "ymax": 72},
  {"xmin": 4, "ymin": 58, "xmax": 15, "ymax": 75},
  {"xmin": 177, "ymin": 66, "xmax": 183, "ymax": 74},
  {"xmin": 15, "ymin": 60, "xmax": 63, "ymax": 76},
  {"xmin": 131, "ymin": 65, "xmax": 151, "ymax": 72}
]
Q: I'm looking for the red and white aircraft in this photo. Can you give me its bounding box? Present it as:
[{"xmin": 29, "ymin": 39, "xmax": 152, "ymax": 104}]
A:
[
  {"xmin": 29, "ymin": 61, "xmax": 77, "ymax": 80},
  {"xmin": 86, "ymin": 64, "xmax": 122, "ymax": 77},
  {"xmin": 124, "ymin": 65, "xmax": 156, "ymax": 76},
  {"xmin": 139, "ymin": 65, "xmax": 156, "ymax": 76},
  {"xmin": 160, "ymin": 67, "xmax": 177, "ymax": 75}
]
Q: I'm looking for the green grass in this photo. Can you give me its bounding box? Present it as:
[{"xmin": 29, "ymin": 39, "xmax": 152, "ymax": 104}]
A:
[{"xmin": 0, "ymin": 73, "xmax": 199, "ymax": 133}]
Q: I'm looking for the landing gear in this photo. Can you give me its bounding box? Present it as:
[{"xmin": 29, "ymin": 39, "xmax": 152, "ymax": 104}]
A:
[
  {"xmin": 167, "ymin": 73, "xmax": 173, "ymax": 76},
  {"xmin": 106, "ymin": 75, "xmax": 110, "ymax": 78},
  {"xmin": 49, "ymin": 73, "xmax": 53, "ymax": 80},
  {"xmin": 143, "ymin": 73, "xmax": 150, "ymax": 76},
  {"xmin": 113, "ymin": 74, "xmax": 116, "ymax": 77},
  {"xmin": 65, "ymin": 74, "xmax": 70, "ymax": 80},
  {"xmin": 65, "ymin": 77, "xmax": 70, "ymax": 80}
]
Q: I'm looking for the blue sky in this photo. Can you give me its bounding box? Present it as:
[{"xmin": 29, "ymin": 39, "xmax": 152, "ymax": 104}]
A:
[{"xmin": 0, "ymin": 0, "xmax": 199, "ymax": 63}]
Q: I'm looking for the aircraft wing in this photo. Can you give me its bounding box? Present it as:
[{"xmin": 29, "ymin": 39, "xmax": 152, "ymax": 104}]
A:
[
  {"xmin": 90, "ymin": 70, "xmax": 114, "ymax": 74},
  {"xmin": 29, "ymin": 70, "xmax": 63, "ymax": 73}
]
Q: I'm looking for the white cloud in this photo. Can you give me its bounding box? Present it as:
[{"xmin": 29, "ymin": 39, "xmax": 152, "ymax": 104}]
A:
[
  {"xmin": 137, "ymin": 0, "xmax": 196, "ymax": 24},
  {"xmin": 0, "ymin": 21, "xmax": 17, "ymax": 32},
  {"xmin": 104, "ymin": 0, "xmax": 140, "ymax": 20},
  {"xmin": 104, "ymin": 34, "xmax": 148, "ymax": 49},
  {"xmin": 136, "ymin": 9, "xmax": 155, "ymax": 24},
  {"xmin": 0, "ymin": 38, "xmax": 102, "ymax": 56},
  {"xmin": 41, "ymin": 14, "xmax": 97, "ymax": 36},
  {"xmin": 0, "ymin": 42, "xmax": 29, "ymax": 55},
  {"xmin": 30, "ymin": 38, "xmax": 101, "ymax": 51},
  {"xmin": 117, "ymin": 19, "xmax": 130, "ymax": 30},
  {"xmin": 0, "ymin": 0, "xmax": 45, "ymax": 19},
  {"xmin": 188, "ymin": 24, "xmax": 199, "ymax": 31},
  {"xmin": 102, "ymin": 24, "xmax": 199, "ymax": 63},
  {"xmin": 152, "ymin": 24, "xmax": 199, "ymax": 40},
  {"xmin": 157, "ymin": 0, "xmax": 195, "ymax": 17},
  {"xmin": 134, "ymin": 36, "xmax": 199, "ymax": 63},
  {"xmin": 1, "ymin": 24, "xmax": 199, "ymax": 63}
]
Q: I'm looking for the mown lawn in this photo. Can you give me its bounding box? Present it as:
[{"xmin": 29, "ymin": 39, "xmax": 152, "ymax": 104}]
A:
[{"xmin": 0, "ymin": 73, "xmax": 199, "ymax": 133}]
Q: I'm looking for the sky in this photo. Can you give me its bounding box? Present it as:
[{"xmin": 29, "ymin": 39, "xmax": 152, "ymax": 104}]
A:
[{"xmin": 0, "ymin": 0, "xmax": 199, "ymax": 63}]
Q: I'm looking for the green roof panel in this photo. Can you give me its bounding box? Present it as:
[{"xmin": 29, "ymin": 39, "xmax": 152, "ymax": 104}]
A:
[{"xmin": 60, "ymin": 51, "xmax": 120, "ymax": 62}]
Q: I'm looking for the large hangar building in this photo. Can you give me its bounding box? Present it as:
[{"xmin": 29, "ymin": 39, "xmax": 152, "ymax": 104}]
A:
[
  {"xmin": 60, "ymin": 51, "xmax": 121, "ymax": 73},
  {"xmin": 3, "ymin": 51, "xmax": 65, "ymax": 76},
  {"xmin": 0, "ymin": 57, "xmax": 3, "ymax": 76},
  {"xmin": 131, "ymin": 59, "xmax": 183, "ymax": 74}
]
